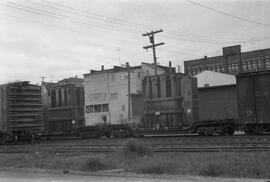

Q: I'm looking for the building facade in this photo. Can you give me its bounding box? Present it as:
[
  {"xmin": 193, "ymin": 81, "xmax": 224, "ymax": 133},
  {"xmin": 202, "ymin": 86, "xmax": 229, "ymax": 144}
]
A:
[
  {"xmin": 83, "ymin": 62, "xmax": 172, "ymax": 125},
  {"xmin": 184, "ymin": 45, "xmax": 270, "ymax": 76},
  {"xmin": 42, "ymin": 77, "xmax": 85, "ymax": 133}
]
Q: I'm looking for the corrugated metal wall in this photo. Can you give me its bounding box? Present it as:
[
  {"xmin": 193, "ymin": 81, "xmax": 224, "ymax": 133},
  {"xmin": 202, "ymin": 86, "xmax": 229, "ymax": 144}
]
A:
[
  {"xmin": 0, "ymin": 82, "xmax": 44, "ymax": 133},
  {"xmin": 142, "ymin": 73, "xmax": 198, "ymax": 129},
  {"xmin": 237, "ymin": 71, "xmax": 270, "ymax": 124},
  {"xmin": 198, "ymin": 85, "xmax": 238, "ymax": 121}
]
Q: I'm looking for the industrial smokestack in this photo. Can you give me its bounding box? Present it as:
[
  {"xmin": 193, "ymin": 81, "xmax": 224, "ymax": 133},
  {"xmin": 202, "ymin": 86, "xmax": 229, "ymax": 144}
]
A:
[{"xmin": 101, "ymin": 65, "xmax": 104, "ymax": 71}]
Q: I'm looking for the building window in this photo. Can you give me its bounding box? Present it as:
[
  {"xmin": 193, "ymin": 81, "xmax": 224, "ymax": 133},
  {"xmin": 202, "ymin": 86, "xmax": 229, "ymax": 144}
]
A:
[
  {"xmin": 138, "ymin": 71, "xmax": 141, "ymax": 79},
  {"xmin": 94, "ymin": 105, "xmax": 101, "ymax": 112},
  {"xmin": 257, "ymin": 60, "xmax": 261, "ymax": 70},
  {"xmin": 228, "ymin": 64, "xmax": 232, "ymax": 72},
  {"xmin": 111, "ymin": 93, "xmax": 118, "ymax": 100},
  {"xmin": 85, "ymin": 104, "xmax": 109, "ymax": 113},
  {"xmin": 51, "ymin": 90, "xmax": 56, "ymax": 107},
  {"xmin": 122, "ymin": 105, "xmax": 125, "ymax": 111},
  {"xmin": 102, "ymin": 104, "xmax": 109, "ymax": 112},
  {"xmin": 58, "ymin": 89, "xmax": 62, "ymax": 107},
  {"xmin": 266, "ymin": 58, "xmax": 270, "ymax": 69},
  {"xmin": 121, "ymin": 72, "xmax": 126, "ymax": 80},
  {"xmin": 111, "ymin": 74, "xmax": 115, "ymax": 81},
  {"xmin": 64, "ymin": 88, "xmax": 68, "ymax": 106},
  {"xmin": 192, "ymin": 68, "xmax": 196, "ymax": 75},
  {"xmin": 220, "ymin": 65, "xmax": 224, "ymax": 72},
  {"xmin": 216, "ymin": 65, "xmax": 220, "ymax": 72},
  {"xmin": 86, "ymin": 105, "xmax": 94, "ymax": 113},
  {"xmin": 247, "ymin": 61, "xmax": 252, "ymax": 71}
]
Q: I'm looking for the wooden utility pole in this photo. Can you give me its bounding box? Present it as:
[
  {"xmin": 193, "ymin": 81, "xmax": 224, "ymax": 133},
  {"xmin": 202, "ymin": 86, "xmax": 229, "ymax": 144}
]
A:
[
  {"xmin": 126, "ymin": 62, "xmax": 131, "ymax": 121},
  {"xmin": 142, "ymin": 29, "xmax": 164, "ymax": 75}
]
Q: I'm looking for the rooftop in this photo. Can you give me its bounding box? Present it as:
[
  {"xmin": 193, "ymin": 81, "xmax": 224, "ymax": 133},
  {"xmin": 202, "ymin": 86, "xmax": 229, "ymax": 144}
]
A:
[{"xmin": 83, "ymin": 62, "xmax": 175, "ymax": 76}]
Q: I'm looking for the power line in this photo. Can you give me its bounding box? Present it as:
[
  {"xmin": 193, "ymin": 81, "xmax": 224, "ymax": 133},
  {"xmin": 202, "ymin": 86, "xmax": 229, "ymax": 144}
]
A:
[
  {"xmin": 1, "ymin": 1, "xmax": 270, "ymax": 59},
  {"xmin": 26, "ymin": 0, "xmax": 270, "ymax": 44},
  {"xmin": 187, "ymin": 0, "xmax": 270, "ymax": 27}
]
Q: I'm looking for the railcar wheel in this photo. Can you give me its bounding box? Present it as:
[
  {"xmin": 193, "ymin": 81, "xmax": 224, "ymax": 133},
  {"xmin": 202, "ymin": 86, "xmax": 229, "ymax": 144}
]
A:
[
  {"xmin": 244, "ymin": 126, "xmax": 253, "ymax": 135},
  {"xmin": 227, "ymin": 127, "xmax": 235, "ymax": 135},
  {"xmin": 196, "ymin": 127, "xmax": 206, "ymax": 136}
]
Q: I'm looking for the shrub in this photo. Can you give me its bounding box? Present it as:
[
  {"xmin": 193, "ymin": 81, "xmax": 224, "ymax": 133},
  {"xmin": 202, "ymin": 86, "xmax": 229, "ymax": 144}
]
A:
[
  {"xmin": 199, "ymin": 162, "xmax": 224, "ymax": 177},
  {"xmin": 122, "ymin": 139, "xmax": 153, "ymax": 158},
  {"xmin": 131, "ymin": 159, "xmax": 177, "ymax": 174},
  {"xmin": 81, "ymin": 156, "xmax": 111, "ymax": 172}
]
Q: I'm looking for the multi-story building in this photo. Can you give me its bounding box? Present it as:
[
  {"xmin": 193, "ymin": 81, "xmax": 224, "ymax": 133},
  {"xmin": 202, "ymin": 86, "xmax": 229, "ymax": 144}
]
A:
[
  {"xmin": 83, "ymin": 62, "xmax": 174, "ymax": 125},
  {"xmin": 42, "ymin": 77, "xmax": 85, "ymax": 133},
  {"xmin": 184, "ymin": 45, "xmax": 270, "ymax": 76}
]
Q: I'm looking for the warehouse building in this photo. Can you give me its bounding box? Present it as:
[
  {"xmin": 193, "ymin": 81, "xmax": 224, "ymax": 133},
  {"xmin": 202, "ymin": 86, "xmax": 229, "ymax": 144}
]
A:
[
  {"xmin": 83, "ymin": 62, "xmax": 174, "ymax": 125},
  {"xmin": 0, "ymin": 81, "xmax": 43, "ymax": 133},
  {"xmin": 184, "ymin": 45, "xmax": 270, "ymax": 76}
]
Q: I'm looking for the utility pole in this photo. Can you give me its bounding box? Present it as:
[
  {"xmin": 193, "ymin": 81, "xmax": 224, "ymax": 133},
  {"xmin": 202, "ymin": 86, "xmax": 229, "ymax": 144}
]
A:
[
  {"xmin": 126, "ymin": 62, "xmax": 131, "ymax": 121},
  {"xmin": 142, "ymin": 29, "xmax": 164, "ymax": 75}
]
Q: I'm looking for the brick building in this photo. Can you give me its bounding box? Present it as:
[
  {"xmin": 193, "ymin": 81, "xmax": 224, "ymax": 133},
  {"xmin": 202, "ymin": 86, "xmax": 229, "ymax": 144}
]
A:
[
  {"xmin": 42, "ymin": 77, "xmax": 85, "ymax": 133},
  {"xmin": 184, "ymin": 45, "xmax": 270, "ymax": 76}
]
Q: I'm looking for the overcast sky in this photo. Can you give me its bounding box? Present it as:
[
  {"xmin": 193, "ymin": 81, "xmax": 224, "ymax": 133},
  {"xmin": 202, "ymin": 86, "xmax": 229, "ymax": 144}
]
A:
[{"xmin": 0, "ymin": 0, "xmax": 269, "ymax": 84}]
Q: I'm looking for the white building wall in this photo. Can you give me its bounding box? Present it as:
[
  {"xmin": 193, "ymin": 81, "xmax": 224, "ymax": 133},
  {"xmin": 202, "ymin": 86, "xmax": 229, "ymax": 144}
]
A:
[
  {"xmin": 84, "ymin": 63, "xmax": 167, "ymax": 126},
  {"xmin": 109, "ymin": 69, "xmax": 139, "ymax": 124},
  {"xmin": 84, "ymin": 72, "xmax": 110, "ymax": 125},
  {"xmin": 195, "ymin": 70, "xmax": 236, "ymax": 88}
]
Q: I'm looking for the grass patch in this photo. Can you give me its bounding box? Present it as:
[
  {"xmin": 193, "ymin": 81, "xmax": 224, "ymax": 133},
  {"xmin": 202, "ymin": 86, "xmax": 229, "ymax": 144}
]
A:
[
  {"xmin": 0, "ymin": 148, "xmax": 269, "ymax": 178},
  {"xmin": 130, "ymin": 159, "xmax": 177, "ymax": 174},
  {"xmin": 121, "ymin": 139, "xmax": 153, "ymax": 158},
  {"xmin": 80, "ymin": 156, "xmax": 114, "ymax": 171},
  {"xmin": 119, "ymin": 151, "xmax": 270, "ymax": 178}
]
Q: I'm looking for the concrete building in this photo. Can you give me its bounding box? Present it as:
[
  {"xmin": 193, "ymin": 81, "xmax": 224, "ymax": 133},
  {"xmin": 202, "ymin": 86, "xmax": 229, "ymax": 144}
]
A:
[
  {"xmin": 184, "ymin": 45, "xmax": 270, "ymax": 76},
  {"xmin": 83, "ymin": 62, "xmax": 173, "ymax": 125},
  {"xmin": 42, "ymin": 77, "xmax": 85, "ymax": 133}
]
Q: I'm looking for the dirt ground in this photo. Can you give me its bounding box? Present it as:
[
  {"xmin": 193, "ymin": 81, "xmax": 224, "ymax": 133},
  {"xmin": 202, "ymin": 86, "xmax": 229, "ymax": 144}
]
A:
[{"xmin": 0, "ymin": 167, "xmax": 267, "ymax": 182}]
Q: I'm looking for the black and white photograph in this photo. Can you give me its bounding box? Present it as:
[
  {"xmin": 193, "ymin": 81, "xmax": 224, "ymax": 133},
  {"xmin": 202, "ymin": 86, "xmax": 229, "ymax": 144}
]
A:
[{"xmin": 0, "ymin": 0, "xmax": 270, "ymax": 181}]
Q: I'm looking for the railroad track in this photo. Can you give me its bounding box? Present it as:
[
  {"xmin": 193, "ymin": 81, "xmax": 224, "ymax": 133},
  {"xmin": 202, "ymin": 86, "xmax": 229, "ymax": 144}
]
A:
[
  {"xmin": 1, "ymin": 135, "xmax": 270, "ymax": 153},
  {"xmin": 33, "ymin": 134, "xmax": 270, "ymax": 144}
]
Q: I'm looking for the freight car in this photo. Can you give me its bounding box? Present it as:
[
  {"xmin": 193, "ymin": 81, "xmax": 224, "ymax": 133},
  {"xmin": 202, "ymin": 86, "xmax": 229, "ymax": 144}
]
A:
[
  {"xmin": 0, "ymin": 81, "xmax": 43, "ymax": 143},
  {"xmin": 70, "ymin": 72, "xmax": 238, "ymax": 138},
  {"xmin": 237, "ymin": 70, "xmax": 270, "ymax": 134}
]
